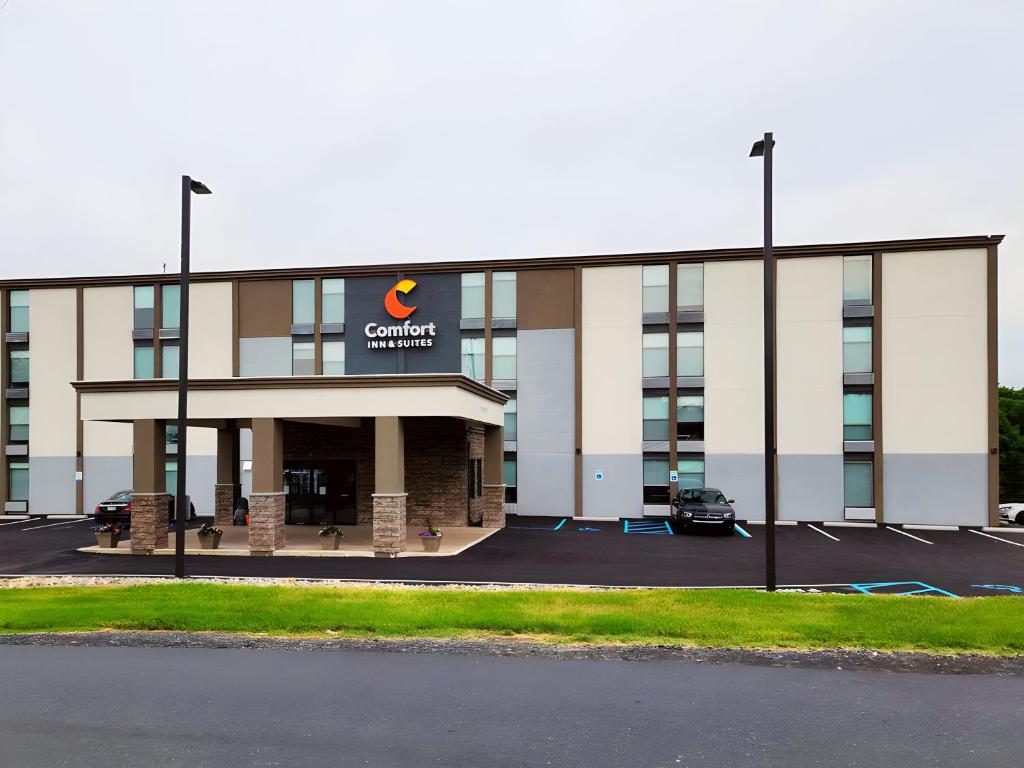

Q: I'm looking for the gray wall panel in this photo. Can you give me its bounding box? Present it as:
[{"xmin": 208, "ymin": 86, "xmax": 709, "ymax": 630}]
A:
[
  {"xmin": 239, "ymin": 337, "xmax": 292, "ymax": 377},
  {"xmin": 28, "ymin": 457, "xmax": 77, "ymax": 514},
  {"xmin": 778, "ymin": 454, "xmax": 844, "ymax": 522},
  {"xmin": 84, "ymin": 456, "xmax": 133, "ymax": 514},
  {"xmin": 705, "ymin": 454, "xmax": 765, "ymax": 521},
  {"xmin": 517, "ymin": 453, "xmax": 576, "ymax": 517},
  {"xmin": 884, "ymin": 454, "xmax": 988, "ymax": 526},
  {"xmin": 582, "ymin": 454, "xmax": 642, "ymax": 518}
]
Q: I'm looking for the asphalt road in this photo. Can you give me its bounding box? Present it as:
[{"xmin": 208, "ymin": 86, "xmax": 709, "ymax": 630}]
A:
[{"xmin": 1, "ymin": 644, "xmax": 1021, "ymax": 767}]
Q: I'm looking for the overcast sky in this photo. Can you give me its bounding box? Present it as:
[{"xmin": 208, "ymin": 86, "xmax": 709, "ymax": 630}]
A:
[{"xmin": 1, "ymin": 1, "xmax": 1021, "ymax": 383}]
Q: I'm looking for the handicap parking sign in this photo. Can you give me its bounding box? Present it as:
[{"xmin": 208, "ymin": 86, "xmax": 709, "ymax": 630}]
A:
[
  {"xmin": 594, "ymin": 470, "xmax": 604, "ymax": 481},
  {"xmin": 669, "ymin": 470, "xmax": 679, "ymax": 483}
]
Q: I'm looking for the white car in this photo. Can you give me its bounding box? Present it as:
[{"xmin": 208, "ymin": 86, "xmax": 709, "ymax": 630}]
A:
[{"xmin": 999, "ymin": 503, "xmax": 1024, "ymax": 526}]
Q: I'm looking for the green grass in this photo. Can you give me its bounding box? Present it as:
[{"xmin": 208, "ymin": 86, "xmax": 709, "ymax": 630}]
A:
[{"xmin": 1, "ymin": 584, "xmax": 1022, "ymax": 655}]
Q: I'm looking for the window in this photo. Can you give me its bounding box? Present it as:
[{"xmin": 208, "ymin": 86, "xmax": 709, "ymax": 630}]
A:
[
  {"xmin": 133, "ymin": 286, "xmax": 154, "ymax": 329},
  {"xmin": 8, "ymin": 405, "xmax": 28, "ymax": 442},
  {"xmin": 323, "ymin": 339, "xmax": 345, "ymax": 375},
  {"xmin": 504, "ymin": 396, "xmax": 517, "ymax": 441},
  {"xmin": 292, "ymin": 280, "xmax": 315, "ymax": 325},
  {"xmin": 677, "ymin": 263, "xmax": 704, "ymax": 310},
  {"xmin": 8, "ymin": 462, "xmax": 29, "ymax": 501},
  {"xmin": 642, "ymin": 395, "xmax": 669, "ymax": 440},
  {"xmin": 843, "ymin": 393, "xmax": 873, "ymax": 440},
  {"xmin": 677, "ymin": 394, "xmax": 705, "ymax": 440},
  {"xmin": 642, "ymin": 457, "xmax": 669, "ymax": 504},
  {"xmin": 292, "ymin": 340, "xmax": 315, "ymax": 375},
  {"xmin": 161, "ymin": 284, "xmax": 180, "ymax": 329},
  {"xmin": 165, "ymin": 460, "xmax": 178, "ymax": 495},
  {"xmin": 492, "ymin": 336, "xmax": 517, "ymax": 380},
  {"xmin": 844, "ymin": 460, "xmax": 873, "ymax": 508},
  {"xmin": 461, "ymin": 336, "xmax": 485, "ymax": 380},
  {"xmin": 677, "ymin": 331, "xmax": 704, "ymax": 377},
  {"xmin": 677, "ymin": 458, "xmax": 705, "ymax": 490},
  {"xmin": 843, "ymin": 255, "xmax": 872, "ymax": 304},
  {"xmin": 134, "ymin": 345, "xmax": 154, "ymax": 379},
  {"xmin": 642, "ymin": 333, "xmax": 669, "ymax": 378},
  {"xmin": 504, "ymin": 456, "xmax": 517, "ymax": 503},
  {"xmin": 843, "ymin": 326, "xmax": 872, "ymax": 373},
  {"xmin": 322, "ymin": 279, "xmax": 345, "ymax": 324},
  {"xmin": 493, "ymin": 272, "xmax": 516, "ymax": 320},
  {"xmin": 166, "ymin": 424, "xmax": 178, "ymax": 454},
  {"xmin": 642, "ymin": 265, "xmax": 669, "ymax": 314},
  {"xmin": 9, "ymin": 290, "xmax": 29, "ymax": 333},
  {"xmin": 161, "ymin": 343, "xmax": 179, "ymax": 379},
  {"xmin": 461, "ymin": 273, "xmax": 485, "ymax": 320},
  {"xmin": 468, "ymin": 458, "xmax": 483, "ymax": 499},
  {"xmin": 8, "ymin": 349, "xmax": 29, "ymax": 384}
]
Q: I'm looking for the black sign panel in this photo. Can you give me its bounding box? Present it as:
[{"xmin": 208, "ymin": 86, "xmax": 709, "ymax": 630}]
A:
[{"xmin": 344, "ymin": 273, "xmax": 461, "ymax": 375}]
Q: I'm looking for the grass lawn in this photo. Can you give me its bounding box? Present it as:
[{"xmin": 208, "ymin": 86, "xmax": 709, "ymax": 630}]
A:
[{"xmin": 1, "ymin": 584, "xmax": 1022, "ymax": 655}]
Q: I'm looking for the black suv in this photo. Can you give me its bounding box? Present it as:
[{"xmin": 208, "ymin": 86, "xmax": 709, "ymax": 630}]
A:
[
  {"xmin": 671, "ymin": 487, "xmax": 736, "ymax": 534},
  {"xmin": 92, "ymin": 490, "xmax": 196, "ymax": 528}
]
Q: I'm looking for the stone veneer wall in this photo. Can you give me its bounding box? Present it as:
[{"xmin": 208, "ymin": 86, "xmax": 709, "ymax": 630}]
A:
[
  {"xmin": 214, "ymin": 483, "xmax": 240, "ymax": 527},
  {"xmin": 467, "ymin": 427, "xmax": 485, "ymax": 525},
  {"xmin": 248, "ymin": 492, "xmax": 286, "ymax": 555},
  {"xmin": 130, "ymin": 493, "xmax": 170, "ymax": 554},
  {"xmin": 482, "ymin": 484, "xmax": 506, "ymax": 528},
  {"xmin": 372, "ymin": 493, "xmax": 407, "ymax": 555},
  {"xmin": 404, "ymin": 417, "xmax": 471, "ymax": 527}
]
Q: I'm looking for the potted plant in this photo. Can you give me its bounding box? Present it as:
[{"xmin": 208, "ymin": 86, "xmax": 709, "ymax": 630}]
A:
[
  {"xmin": 319, "ymin": 525, "xmax": 344, "ymax": 550},
  {"xmin": 92, "ymin": 523, "xmax": 121, "ymax": 549},
  {"xmin": 196, "ymin": 523, "xmax": 223, "ymax": 550},
  {"xmin": 419, "ymin": 525, "xmax": 443, "ymax": 552}
]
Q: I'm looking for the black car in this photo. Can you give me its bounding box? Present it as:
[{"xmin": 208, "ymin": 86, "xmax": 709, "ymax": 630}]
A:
[
  {"xmin": 92, "ymin": 490, "xmax": 196, "ymax": 528},
  {"xmin": 671, "ymin": 487, "xmax": 736, "ymax": 534}
]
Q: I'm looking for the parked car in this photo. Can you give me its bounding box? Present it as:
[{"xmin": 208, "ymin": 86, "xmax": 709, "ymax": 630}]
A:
[
  {"xmin": 999, "ymin": 502, "xmax": 1024, "ymax": 526},
  {"xmin": 92, "ymin": 490, "xmax": 196, "ymax": 528},
  {"xmin": 671, "ymin": 487, "xmax": 736, "ymax": 534}
]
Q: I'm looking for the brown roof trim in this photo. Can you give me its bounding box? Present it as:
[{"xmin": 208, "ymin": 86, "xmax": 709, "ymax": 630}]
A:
[
  {"xmin": 3, "ymin": 235, "xmax": 1005, "ymax": 290},
  {"xmin": 71, "ymin": 373, "xmax": 509, "ymax": 405}
]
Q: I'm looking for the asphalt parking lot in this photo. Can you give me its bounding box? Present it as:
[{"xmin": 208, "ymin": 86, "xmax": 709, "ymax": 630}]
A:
[{"xmin": 1, "ymin": 515, "xmax": 1023, "ymax": 597}]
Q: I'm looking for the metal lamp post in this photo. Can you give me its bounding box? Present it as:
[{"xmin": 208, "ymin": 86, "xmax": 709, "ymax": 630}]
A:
[
  {"xmin": 175, "ymin": 175, "xmax": 212, "ymax": 579},
  {"xmin": 749, "ymin": 133, "xmax": 777, "ymax": 592}
]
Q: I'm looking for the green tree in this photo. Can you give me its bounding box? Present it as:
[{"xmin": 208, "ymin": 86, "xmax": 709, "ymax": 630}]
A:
[{"xmin": 999, "ymin": 386, "xmax": 1024, "ymax": 501}]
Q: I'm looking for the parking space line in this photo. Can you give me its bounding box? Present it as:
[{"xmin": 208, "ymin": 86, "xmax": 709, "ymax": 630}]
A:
[
  {"xmin": 887, "ymin": 526, "xmax": 933, "ymax": 545},
  {"xmin": 806, "ymin": 524, "xmax": 840, "ymax": 542},
  {"xmin": 21, "ymin": 519, "xmax": 90, "ymax": 531},
  {"xmin": 0, "ymin": 518, "xmax": 34, "ymax": 527},
  {"xmin": 733, "ymin": 524, "xmax": 751, "ymax": 538},
  {"xmin": 969, "ymin": 529, "xmax": 1024, "ymax": 548}
]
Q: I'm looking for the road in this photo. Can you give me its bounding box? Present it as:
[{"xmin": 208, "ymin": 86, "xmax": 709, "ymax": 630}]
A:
[{"xmin": 1, "ymin": 644, "xmax": 1021, "ymax": 767}]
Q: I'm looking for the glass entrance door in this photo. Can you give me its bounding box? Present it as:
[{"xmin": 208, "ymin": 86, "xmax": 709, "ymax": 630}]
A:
[{"xmin": 283, "ymin": 460, "xmax": 357, "ymax": 525}]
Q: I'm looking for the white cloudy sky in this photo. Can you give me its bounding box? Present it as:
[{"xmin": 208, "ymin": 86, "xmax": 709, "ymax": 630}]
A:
[{"xmin": 1, "ymin": 1, "xmax": 1021, "ymax": 383}]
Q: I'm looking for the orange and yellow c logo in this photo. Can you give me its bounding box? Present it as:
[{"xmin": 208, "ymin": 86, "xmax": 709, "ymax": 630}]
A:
[{"xmin": 384, "ymin": 279, "xmax": 417, "ymax": 319}]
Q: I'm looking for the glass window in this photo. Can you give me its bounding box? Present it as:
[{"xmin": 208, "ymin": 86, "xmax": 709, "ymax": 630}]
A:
[
  {"xmin": 134, "ymin": 345, "xmax": 154, "ymax": 380},
  {"xmin": 504, "ymin": 396, "xmax": 517, "ymax": 441},
  {"xmin": 8, "ymin": 461, "xmax": 29, "ymax": 501},
  {"xmin": 292, "ymin": 340, "xmax": 315, "ymax": 375},
  {"xmin": 843, "ymin": 255, "xmax": 872, "ymax": 303},
  {"xmin": 461, "ymin": 273, "xmax": 485, "ymax": 320},
  {"xmin": 292, "ymin": 280, "xmax": 315, "ymax": 325},
  {"xmin": 843, "ymin": 393, "xmax": 873, "ymax": 440},
  {"xmin": 844, "ymin": 460, "xmax": 873, "ymax": 508},
  {"xmin": 461, "ymin": 336, "xmax": 485, "ymax": 380},
  {"xmin": 8, "ymin": 349, "xmax": 29, "ymax": 384},
  {"xmin": 677, "ymin": 264, "xmax": 704, "ymax": 310},
  {"xmin": 642, "ymin": 333, "xmax": 669, "ymax": 378},
  {"xmin": 504, "ymin": 456, "xmax": 517, "ymax": 503},
  {"xmin": 8, "ymin": 405, "xmax": 29, "ymax": 442},
  {"xmin": 322, "ymin": 279, "xmax": 345, "ymax": 324},
  {"xmin": 9, "ymin": 290, "xmax": 29, "ymax": 333},
  {"xmin": 161, "ymin": 343, "xmax": 179, "ymax": 379},
  {"xmin": 492, "ymin": 336, "xmax": 517, "ymax": 380},
  {"xmin": 642, "ymin": 265, "xmax": 669, "ymax": 313},
  {"xmin": 133, "ymin": 286, "xmax": 154, "ymax": 330},
  {"xmin": 677, "ymin": 459, "xmax": 705, "ymax": 490},
  {"xmin": 677, "ymin": 394, "xmax": 705, "ymax": 440},
  {"xmin": 166, "ymin": 424, "xmax": 178, "ymax": 454},
  {"xmin": 161, "ymin": 284, "xmax": 180, "ymax": 329},
  {"xmin": 677, "ymin": 332, "xmax": 704, "ymax": 377},
  {"xmin": 492, "ymin": 272, "xmax": 516, "ymax": 321},
  {"xmin": 165, "ymin": 460, "xmax": 178, "ymax": 496},
  {"xmin": 843, "ymin": 326, "xmax": 872, "ymax": 373},
  {"xmin": 643, "ymin": 457, "xmax": 669, "ymax": 504},
  {"xmin": 642, "ymin": 395, "xmax": 669, "ymax": 440},
  {"xmin": 323, "ymin": 339, "xmax": 345, "ymax": 375}
]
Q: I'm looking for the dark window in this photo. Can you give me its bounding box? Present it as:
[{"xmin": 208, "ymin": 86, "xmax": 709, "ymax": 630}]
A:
[
  {"xmin": 8, "ymin": 348, "xmax": 29, "ymax": 384},
  {"xmin": 134, "ymin": 286, "xmax": 154, "ymax": 330},
  {"xmin": 467, "ymin": 458, "xmax": 483, "ymax": 499},
  {"xmin": 504, "ymin": 456, "xmax": 517, "ymax": 503}
]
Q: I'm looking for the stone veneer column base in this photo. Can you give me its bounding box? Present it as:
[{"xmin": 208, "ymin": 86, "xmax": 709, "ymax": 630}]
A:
[
  {"xmin": 130, "ymin": 493, "xmax": 170, "ymax": 554},
  {"xmin": 372, "ymin": 493, "xmax": 407, "ymax": 557},
  {"xmin": 214, "ymin": 483, "xmax": 241, "ymax": 527},
  {"xmin": 481, "ymin": 484, "xmax": 506, "ymax": 528},
  {"xmin": 248, "ymin": 492, "xmax": 286, "ymax": 556}
]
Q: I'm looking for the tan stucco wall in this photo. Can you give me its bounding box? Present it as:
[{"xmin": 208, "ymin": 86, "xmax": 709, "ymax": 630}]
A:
[
  {"xmin": 581, "ymin": 265, "xmax": 643, "ymax": 453},
  {"xmin": 85, "ymin": 421, "xmax": 133, "ymax": 457},
  {"xmin": 188, "ymin": 281, "xmax": 233, "ymax": 378},
  {"xmin": 27, "ymin": 289, "xmax": 78, "ymax": 456},
  {"xmin": 882, "ymin": 248, "xmax": 988, "ymax": 454},
  {"xmin": 84, "ymin": 286, "xmax": 133, "ymax": 380},
  {"xmin": 777, "ymin": 257, "xmax": 843, "ymax": 454}
]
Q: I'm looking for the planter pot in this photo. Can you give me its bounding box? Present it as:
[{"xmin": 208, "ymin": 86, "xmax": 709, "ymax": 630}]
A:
[
  {"xmin": 94, "ymin": 532, "xmax": 120, "ymax": 549},
  {"xmin": 420, "ymin": 535, "xmax": 442, "ymax": 553},
  {"xmin": 320, "ymin": 534, "xmax": 343, "ymax": 551},
  {"xmin": 198, "ymin": 531, "xmax": 223, "ymax": 550}
]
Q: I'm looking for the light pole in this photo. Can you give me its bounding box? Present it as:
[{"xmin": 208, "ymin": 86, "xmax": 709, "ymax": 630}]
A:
[
  {"xmin": 175, "ymin": 175, "xmax": 212, "ymax": 579},
  {"xmin": 750, "ymin": 133, "xmax": 777, "ymax": 592}
]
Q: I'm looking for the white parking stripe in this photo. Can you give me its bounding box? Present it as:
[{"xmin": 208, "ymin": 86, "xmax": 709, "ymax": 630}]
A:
[
  {"xmin": 806, "ymin": 524, "xmax": 840, "ymax": 542},
  {"xmin": 21, "ymin": 519, "xmax": 90, "ymax": 531},
  {"xmin": 0, "ymin": 518, "xmax": 34, "ymax": 527},
  {"xmin": 887, "ymin": 526, "xmax": 933, "ymax": 545},
  {"xmin": 969, "ymin": 529, "xmax": 1024, "ymax": 548}
]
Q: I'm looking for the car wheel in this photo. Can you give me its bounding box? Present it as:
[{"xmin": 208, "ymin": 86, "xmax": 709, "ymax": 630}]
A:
[{"xmin": 1016, "ymin": 511, "xmax": 1024, "ymax": 526}]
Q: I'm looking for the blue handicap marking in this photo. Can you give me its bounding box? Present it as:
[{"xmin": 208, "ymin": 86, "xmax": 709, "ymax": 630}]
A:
[
  {"xmin": 850, "ymin": 581, "xmax": 959, "ymax": 598},
  {"xmin": 578, "ymin": 527, "xmax": 601, "ymax": 533},
  {"xmin": 971, "ymin": 584, "xmax": 1022, "ymax": 593},
  {"xmin": 623, "ymin": 519, "xmax": 673, "ymax": 535},
  {"xmin": 509, "ymin": 518, "xmax": 568, "ymax": 531},
  {"xmin": 733, "ymin": 524, "xmax": 752, "ymax": 538}
]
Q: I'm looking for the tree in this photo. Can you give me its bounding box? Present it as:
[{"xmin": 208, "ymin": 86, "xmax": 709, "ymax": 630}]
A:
[{"xmin": 999, "ymin": 387, "xmax": 1024, "ymax": 502}]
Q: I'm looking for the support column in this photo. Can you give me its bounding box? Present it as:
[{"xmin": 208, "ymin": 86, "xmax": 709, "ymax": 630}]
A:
[
  {"xmin": 214, "ymin": 422, "xmax": 241, "ymax": 527},
  {"xmin": 131, "ymin": 419, "xmax": 169, "ymax": 554},
  {"xmin": 482, "ymin": 423, "xmax": 506, "ymax": 528},
  {"xmin": 249, "ymin": 418, "xmax": 285, "ymax": 555},
  {"xmin": 373, "ymin": 416, "xmax": 406, "ymax": 557}
]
